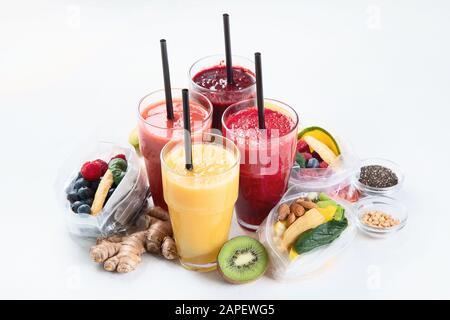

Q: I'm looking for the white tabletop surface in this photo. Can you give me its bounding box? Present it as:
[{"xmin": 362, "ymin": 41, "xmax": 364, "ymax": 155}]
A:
[{"xmin": 1, "ymin": 0, "xmax": 449, "ymax": 300}]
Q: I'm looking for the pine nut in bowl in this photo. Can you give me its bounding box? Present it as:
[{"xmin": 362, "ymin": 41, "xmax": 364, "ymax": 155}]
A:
[{"xmin": 354, "ymin": 196, "xmax": 407, "ymax": 238}]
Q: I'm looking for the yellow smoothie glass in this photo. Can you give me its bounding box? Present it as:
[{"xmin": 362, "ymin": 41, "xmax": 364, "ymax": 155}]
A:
[{"xmin": 161, "ymin": 133, "xmax": 240, "ymax": 272}]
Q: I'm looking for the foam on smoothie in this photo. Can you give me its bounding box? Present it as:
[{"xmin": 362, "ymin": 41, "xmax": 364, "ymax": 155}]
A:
[{"xmin": 164, "ymin": 143, "xmax": 236, "ymax": 178}]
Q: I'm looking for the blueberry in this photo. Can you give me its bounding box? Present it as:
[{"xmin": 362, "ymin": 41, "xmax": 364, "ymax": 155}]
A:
[
  {"xmin": 71, "ymin": 201, "xmax": 83, "ymax": 213},
  {"xmin": 105, "ymin": 188, "xmax": 115, "ymax": 203},
  {"xmin": 307, "ymin": 158, "xmax": 320, "ymax": 169},
  {"xmin": 84, "ymin": 198, "xmax": 93, "ymax": 206},
  {"xmin": 90, "ymin": 179, "xmax": 100, "ymax": 191},
  {"xmin": 74, "ymin": 177, "xmax": 91, "ymax": 190},
  {"xmin": 77, "ymin": 204, "xmax": 91, "ymax": 214},
  {"xmin": 67, "ymin": 190, "xmax": 79, "ymax": 203},
  {"xmin": 77, "ymin": 187, "xmax": 93, "ymax": 200}
]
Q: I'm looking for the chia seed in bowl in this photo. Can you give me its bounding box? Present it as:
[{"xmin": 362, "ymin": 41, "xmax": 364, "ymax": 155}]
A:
[{"xmin": 354, "ymin": 158, "xmax": 404, "ymax": 196}]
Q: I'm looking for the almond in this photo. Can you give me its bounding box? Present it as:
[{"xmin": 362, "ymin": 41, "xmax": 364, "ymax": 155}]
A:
[
  {"xmin": 286, "ymin": 213, "xmax": 296, "ymax": 227},
  {"xmin": 290, "ymin": 202, "xmax": 305, "ymax": 217},
  {"xmin": 277, "ymin": 203, "xmax": 290, "ymax": 221},
  {"xmin": 296, "ymin": 199, "xmax": 317, "ymax": 210}
]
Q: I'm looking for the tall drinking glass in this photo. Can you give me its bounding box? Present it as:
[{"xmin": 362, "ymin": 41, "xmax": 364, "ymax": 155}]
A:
[
  {"xmin": 189, "ymin": 55, "xmax": 256, "ymax": 131},
  {"xmin": 222, "ymin": 98, "xmax": 299, "ymax": 231},
  {"xmin": 161, "ymin": 133, "xmax": 240, "ymax": 272},
  {"xmin": 138, "ymin": 89, "xmax": 212, "ymax": 209}
]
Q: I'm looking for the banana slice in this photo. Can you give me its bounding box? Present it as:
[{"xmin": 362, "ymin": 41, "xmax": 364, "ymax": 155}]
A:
[{"xmin": 91, "ymin": 169, "xmax": 114, "ymax": 216}]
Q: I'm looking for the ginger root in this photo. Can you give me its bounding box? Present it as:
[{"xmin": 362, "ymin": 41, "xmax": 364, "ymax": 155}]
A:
[{"xmin": 89, "ymin": 206, "xmax": 178, "ymax": 273}]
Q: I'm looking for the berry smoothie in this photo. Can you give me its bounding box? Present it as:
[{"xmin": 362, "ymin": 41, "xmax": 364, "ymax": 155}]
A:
[
  {"xmin": 223, "ymin": 100, "xmax": 299, "ymax": 230},
  {"xmin": 138, "ymin": 90, "xmax": 212, "ymax": 209},
  {"xmin": 190, "ymin": 56, "xmax": 256, "ymax": 130}
]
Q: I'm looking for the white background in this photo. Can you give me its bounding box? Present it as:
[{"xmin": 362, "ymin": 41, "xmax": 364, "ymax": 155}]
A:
[{"xmin": 1, "ymin": 0, "xmax": 449, "ymax": 299}]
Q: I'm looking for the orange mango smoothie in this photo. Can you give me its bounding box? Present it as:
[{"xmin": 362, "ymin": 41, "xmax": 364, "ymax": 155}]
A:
[{"xmin": 161, "ymin": 134, "xmax": 239, "ymax": 271}]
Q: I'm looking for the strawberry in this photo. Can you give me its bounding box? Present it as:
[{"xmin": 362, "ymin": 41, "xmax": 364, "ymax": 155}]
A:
[
  {"xmin": 111, "ymin": 154, "xmax": 127, "ymax": 162},
  {"xmin": 81, "ymin": 161, "xmax": 104, "ymax": 181},
  {"xmin": 296, "ymin": 139, "xmax": 309, "ymax": 153}
]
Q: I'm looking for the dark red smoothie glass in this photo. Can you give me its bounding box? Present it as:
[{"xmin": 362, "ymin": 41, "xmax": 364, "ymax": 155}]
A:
[
  {"xmin": 190, "ymin": 55, "xmax": 256, "ymax": 131},
  {"xmin": 138, "ymin": 89, "xmax": 212, "ymax": 210},
  {"xmin": 222, "ymin": 98, "xmax": 299, "ymax": 231}
]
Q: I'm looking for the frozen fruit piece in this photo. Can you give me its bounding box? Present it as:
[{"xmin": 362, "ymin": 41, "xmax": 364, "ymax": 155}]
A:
[
  {"xmin": 77, "ymin": 204, "xmax": 91, "ymax": 214},
  {"xmin": 129, "ymin": 127, "xmax": 140, "ymax": 153},
  {"xmin": 93, "ymin": 159, "xmax": 108, "ymax": 176},
  {"xmin": 74, "ymin": 177, "xmax": 90, "ymax": 190},
  {"xmin": 90, "ymin": 179, "xmax": 100, "ymax": 191},
  {"xmin": 67, "ymin": 191, "xmax": 79, "ymax": 203},
  {"xmin": 111, "ymin": 154, "xmax": 127, "ymax": 162},
  {"xmin": 295, "ymin": 153, "xmax": 306, "ymax": 168},
  {"xmin": 71, "ymin": 201, "xmax": 83, "ymax": 213},
  {"xmin": 298, "ymin": 126, "xmax": 341, "ymax": 156},
  {"xmin": 319, "ymin": 161, "xmax": 329, "ymax": 169},
  {"xmin": 91, "ymin": 170, "xmax": 114, "ymax": 216},
  {"xmin": 281, "ymin": 208, "xmax": 326, "ymax": 250},
  {"xmin": 302, "ymin": 152, "xmax": 313, "ymax": 161},
  {"xmin": 77, "ymin": 186, "xmax": 94, "ymax": 201},
  {"xmin": 312, "ymin": 152, "xmax": 323, "ymax": 162},
  {"xmin": 296, "ymin": 139, "xmax": 309, "ymax": 153},
  {"xmin": 303, "ymin": 136, "xmax": 339, "ymax": 165},
  {"xmin": 307, "ymin": 158, "xmax": 320, "ymax": 168},
  {"xmin": 81, "ymin": 161, "xmax": 104, "ymax": 181},
  {"xmin": 109, "ymin": 158, "xmax": 128, "ymax": 186}
]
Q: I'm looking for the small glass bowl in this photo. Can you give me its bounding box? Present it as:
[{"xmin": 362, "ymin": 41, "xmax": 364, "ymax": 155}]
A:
[
  {"xmin": 354, "ymin": 196, "xmax": 407, "ymax": 238},
  {"xmin": 354, "ymin": 158, "xmax": 404, "ymax": 196}
]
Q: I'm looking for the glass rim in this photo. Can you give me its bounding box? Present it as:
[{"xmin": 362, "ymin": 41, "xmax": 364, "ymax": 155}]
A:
[
  {"xmin": 138, "ymin": 88, "xmax": 213, "ymax": 130},
  {"xmin": 221, "ymin": 97, "xmax": 300, "ymax": 139},
  {"xmin": 160, "ymin": 132, "xmax": 241, "ymax": 179},
  {"xmin": 188, "ymin": 54, "xmax": 256, "ymax": 93}
]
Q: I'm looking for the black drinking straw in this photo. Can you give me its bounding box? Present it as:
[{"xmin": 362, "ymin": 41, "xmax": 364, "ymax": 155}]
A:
[
  {"xmin": 182, "ymin": 89, "xmax": 193, "ymax": 171},
  {"xmin": 223, "ymin": 13, "xmax": 234, "ymax": 85},
  {"xmin": 255, "ymin": 52, "xmax": 265, "ymax": 129},
  {"xmin": 160, "ymin": 39, "xmax": 174, "ymax": 120}
]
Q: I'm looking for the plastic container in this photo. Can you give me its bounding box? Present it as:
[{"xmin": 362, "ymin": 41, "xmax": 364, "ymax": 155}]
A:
[
  {"xmin": 290, "ymin": 138, "xmax": 360, "ymax": 196},
  {"xmin": 56, "ymin": 142, "xmax": 149, "ymax": 238},
  {"xmin": 257, "ymin": 185, "xmax": 356, "ymax": 280},
  {"xmin": 353, "ymin": 196, "xmax": 407, "ymax": 238},
  {"xmin": 353, "ymin": 158, "xmax": 404, "ymax": 196}
]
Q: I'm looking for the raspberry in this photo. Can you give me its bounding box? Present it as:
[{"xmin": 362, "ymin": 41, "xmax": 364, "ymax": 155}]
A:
[
  {"xmin": 319, "ymin": 161, "xmax": 329, "ymax": 169},
  {"xmin": 296, "ymin": 139, "xmax": 309, "ymax": 153},
  {"xmin": 301, "ymin": 152, "xmax": 313, "ymax": 161},
  {"xmin": 93, "ymin": 159, "xmax": 108, "ymax": 176},
  {"xmin": 111, "ymin": 154, "xmax": 127, "ymax": 162},
  {"xmin": 81, "ymin": 161, "xmax": 104, "ymax": 181}
]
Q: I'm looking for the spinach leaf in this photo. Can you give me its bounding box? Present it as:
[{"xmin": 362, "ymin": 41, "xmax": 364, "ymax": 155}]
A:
[{"xmin": 294, "ymin": 218, "xmax": 348, "ymax": 254}]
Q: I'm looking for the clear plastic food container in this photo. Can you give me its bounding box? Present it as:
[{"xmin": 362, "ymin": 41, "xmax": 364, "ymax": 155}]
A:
[
  {"xmin": 354, "ymin": 196, "xmax": 407, "ymax": 238},
  {"xmin": 290, "ymin": 138, "xmax": 360, "ymax": 197},
  {"xmin": 257, "ymin": 185, "xmax": 356, "ymax": 280},
  {"xmin": 353, "ymin": 158, "xmax": 404, "ymax": 196},
  {"xmin": 56, "ymin": 142, "xmax": 149, "ymax": 238}
]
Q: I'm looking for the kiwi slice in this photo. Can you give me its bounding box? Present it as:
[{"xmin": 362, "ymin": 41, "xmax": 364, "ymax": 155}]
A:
[{"xmin": 217, "ymin": 236, "xmax": 269, "ymax": 284}]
